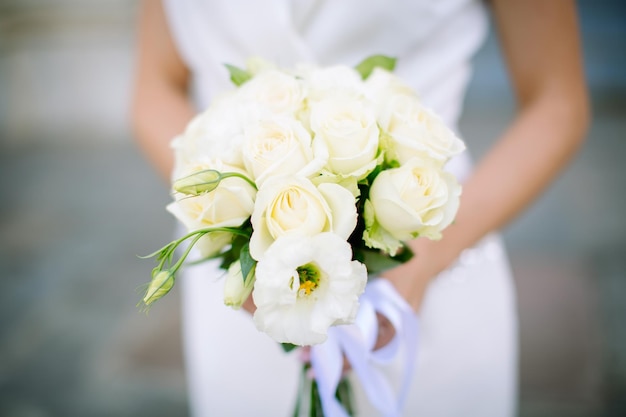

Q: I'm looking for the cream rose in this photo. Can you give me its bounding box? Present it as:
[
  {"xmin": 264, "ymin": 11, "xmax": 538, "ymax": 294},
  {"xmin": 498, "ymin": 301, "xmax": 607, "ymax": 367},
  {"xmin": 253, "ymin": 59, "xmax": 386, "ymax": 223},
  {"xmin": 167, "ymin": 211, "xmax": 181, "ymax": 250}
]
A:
[
  {"xmin": 378, "ymin": 95, "xmax": 465, "ymax": 165},
  {"xmin": 249, "ymin": 176, "xmax": 357, "ymax": 260},
  {"xmin": 303, "ymin": 65, "xmax": 365, "ymax": 102},
  {"xmin": 239, "ymin": 69, "xmax": 304, "ymax": 116},
  {"xmin": 364, "ymin": 157, "xmax": 461, "ymax": 253},
  {"xmin": 364, "ymin": 67, "xmax": 417, "ymax": 113},
  {"xmin": 172, "ymin": 92, "xmax": 249, "ymax": 177},
  {"xmin": 310, "ymin": 97, "xmax": 381, "ymax": 179},
  {"xmin": 167, "ymin": 162, "xmax": 257, "ymax": 257},
  {"xmin": 242, "ymin": 117, "xmax": 326, "ymax": 186}
]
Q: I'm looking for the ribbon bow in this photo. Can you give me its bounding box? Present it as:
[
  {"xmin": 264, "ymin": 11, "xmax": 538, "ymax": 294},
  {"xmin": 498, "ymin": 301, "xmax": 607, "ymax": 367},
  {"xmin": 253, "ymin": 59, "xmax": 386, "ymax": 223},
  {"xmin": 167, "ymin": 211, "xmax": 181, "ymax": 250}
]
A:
[{"xmin": 310, "ymin": 279, "xmax": 419, "ymax": 417}]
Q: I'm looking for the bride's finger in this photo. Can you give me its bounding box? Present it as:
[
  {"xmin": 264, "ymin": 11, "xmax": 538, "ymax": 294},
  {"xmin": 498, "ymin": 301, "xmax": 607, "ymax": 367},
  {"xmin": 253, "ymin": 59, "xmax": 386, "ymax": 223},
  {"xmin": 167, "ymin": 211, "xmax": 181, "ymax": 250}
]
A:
[
  {"xmin": 374, "ymin": 312, "xmax": 397, "ymax": 350},
  {"xmin": 299, "ymin": 346, "xmax": 311, "ymax": 363}
]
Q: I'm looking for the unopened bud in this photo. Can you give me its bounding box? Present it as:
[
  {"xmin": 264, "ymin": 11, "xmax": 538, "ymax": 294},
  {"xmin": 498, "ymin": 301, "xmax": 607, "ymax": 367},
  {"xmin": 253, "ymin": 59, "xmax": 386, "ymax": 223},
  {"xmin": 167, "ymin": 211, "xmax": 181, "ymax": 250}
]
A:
[
  {"xmin": 224, "ymin": 261, "xmax": 255, "ymax": 309},
  {"xmin": 173, "ymin": 169, "xmax": 222, "ymax": 195},
  {"xmin": 143, "ymin": 270, "xmax": 175, "ymax": 306}
]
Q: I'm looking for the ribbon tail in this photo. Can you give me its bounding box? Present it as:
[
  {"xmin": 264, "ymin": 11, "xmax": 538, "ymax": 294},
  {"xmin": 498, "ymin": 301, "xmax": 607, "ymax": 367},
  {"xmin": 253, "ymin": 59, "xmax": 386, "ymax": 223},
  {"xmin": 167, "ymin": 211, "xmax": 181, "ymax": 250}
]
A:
[
  {"xmin": 362, "ymin": 279, "xmax": 420, "ymax": 416},
  {"xmin": 338, "ymin": 326, "xmax": 399, "ymax": 415},
  {"xmin": 310, "ymin": 328, "xmax": 351, "ymax": 417}
]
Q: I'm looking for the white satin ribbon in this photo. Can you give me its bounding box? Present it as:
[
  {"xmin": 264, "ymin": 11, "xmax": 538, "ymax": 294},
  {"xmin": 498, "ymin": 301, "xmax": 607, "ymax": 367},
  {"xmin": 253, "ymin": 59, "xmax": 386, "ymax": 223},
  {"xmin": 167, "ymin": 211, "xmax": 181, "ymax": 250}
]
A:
[{"xmin": 310, "ymin": 279, "xmax": 419, "ymax": 417}]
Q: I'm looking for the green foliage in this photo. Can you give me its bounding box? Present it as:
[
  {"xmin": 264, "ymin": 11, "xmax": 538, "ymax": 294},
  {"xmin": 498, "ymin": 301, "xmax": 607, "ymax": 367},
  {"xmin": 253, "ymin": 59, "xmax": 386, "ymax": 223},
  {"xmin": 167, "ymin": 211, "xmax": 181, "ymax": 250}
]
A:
[
  {"xmin": 225, "ymin": 63, "xmax": 252, "ymax": 86},
  {"xmin": 354, "ymin": 55, "xmax": 397, "ymax": 80},
  {"xmin": 281, "ymin": 343, "xmax": 298, "ymax": 353},
  {"xmin": 140, "ymin": 225, "xmax": 252, "ymax": 309},
  {"xmin": 353, "ymin": 245, "xmax": 413, "ymax": 277},
  {"xmin": 218, "ymin": 221, "xmax": 253, "ymax": 271},
  {"xmin": 239, "ymin": 242, "xmax": 256, "ymax": 285}
]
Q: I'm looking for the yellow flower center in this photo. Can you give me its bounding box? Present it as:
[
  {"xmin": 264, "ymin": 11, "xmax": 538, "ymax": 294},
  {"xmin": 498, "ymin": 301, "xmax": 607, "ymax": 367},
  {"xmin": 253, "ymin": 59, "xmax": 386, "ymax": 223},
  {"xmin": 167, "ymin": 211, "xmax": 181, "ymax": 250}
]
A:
[
  {"xmin": 298, "ymin": 280, "xmax": 317, "ymax": 296},
  {"xmin": 296, "ymin": 263, "xmax": 320, "ymax": 297}
]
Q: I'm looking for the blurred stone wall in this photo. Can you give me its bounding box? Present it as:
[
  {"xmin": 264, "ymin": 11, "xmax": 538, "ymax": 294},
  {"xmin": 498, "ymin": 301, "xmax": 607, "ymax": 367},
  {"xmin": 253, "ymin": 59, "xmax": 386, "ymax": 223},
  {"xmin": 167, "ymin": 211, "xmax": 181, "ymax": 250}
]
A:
[{"xmin": 0, "ymin": 0, "xmax": 137, "ymax": 145}]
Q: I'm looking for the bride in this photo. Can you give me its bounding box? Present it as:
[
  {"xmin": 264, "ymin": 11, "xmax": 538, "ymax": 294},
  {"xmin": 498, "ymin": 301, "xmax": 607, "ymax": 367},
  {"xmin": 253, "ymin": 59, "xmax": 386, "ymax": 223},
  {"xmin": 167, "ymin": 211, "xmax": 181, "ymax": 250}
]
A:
[{"xmin": 131, "ymin": 1, "xmax": 589, "ymax": 415}]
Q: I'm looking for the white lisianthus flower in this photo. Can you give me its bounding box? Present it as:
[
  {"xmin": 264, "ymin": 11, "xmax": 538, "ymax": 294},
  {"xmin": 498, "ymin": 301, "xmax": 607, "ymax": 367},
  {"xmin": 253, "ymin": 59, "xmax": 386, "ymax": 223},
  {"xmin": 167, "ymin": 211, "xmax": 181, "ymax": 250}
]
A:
[
  {"xmin": 239, "ymin": 69, "xmax": 305, "ymax": 116},
  {"xmin": 310, "ymin": 97, "xmax": 381, "ymax": 180},
  {"xmin": 364, "ymin": 157, "xmax": 461, "ymax": 254},
  {"xmin": 252, "ymin": 233, "xmax": 367, "ymax": 345},
  {"xmin": 167, "ymin": 161, "xmax": 256, "ymax": 257},
  {"xmin": 223, "ymin": 260, "xmax": 255, "ymax": 310},
  {"xmin": 242, "ymin": 117, "xmax": 326, "ymax": 186},
  {"xmin": 249, "ymin": 176, "xmax": 357, "ymax": 260},
  {"xmin": 378, "ymin": 95, "xmax": 466, "ymax": 165}
]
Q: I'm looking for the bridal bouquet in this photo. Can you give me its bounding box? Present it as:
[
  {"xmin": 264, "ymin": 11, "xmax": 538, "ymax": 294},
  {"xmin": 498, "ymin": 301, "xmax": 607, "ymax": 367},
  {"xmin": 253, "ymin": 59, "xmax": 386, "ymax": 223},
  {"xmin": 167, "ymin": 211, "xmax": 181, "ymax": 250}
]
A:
[{"xmin": 142, "ymin": 55, "xmax": 464, "ymax": 415}]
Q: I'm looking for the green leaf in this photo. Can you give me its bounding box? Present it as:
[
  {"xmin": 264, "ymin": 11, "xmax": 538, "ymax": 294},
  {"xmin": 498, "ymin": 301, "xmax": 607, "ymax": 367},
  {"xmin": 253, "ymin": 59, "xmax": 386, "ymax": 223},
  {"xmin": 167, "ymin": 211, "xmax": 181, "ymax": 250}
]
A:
[
  {"xmin": 361, "ymin": 200, "xmax": 404, "ymax": 256},
  {"xmin": 224, "ymin": 63, "xmax": 252, "ymax": 86},
  {"xmin": 354, "ymin": 55, "xmax": 397, "ymax": 80},
  {"xmin": 281, "ymin": 343, "xmax": 298, "ymax": 353},
  {"xmin": 218, "ymin": 234, "xmax": 246, "ymax": 271},
  {"xmin": 239, "ymin": 243, "xmax": 256, "ymax": 284},
  {"xmin": 354, "ymin": 246, "xmax": 413, "ymax": 276}
]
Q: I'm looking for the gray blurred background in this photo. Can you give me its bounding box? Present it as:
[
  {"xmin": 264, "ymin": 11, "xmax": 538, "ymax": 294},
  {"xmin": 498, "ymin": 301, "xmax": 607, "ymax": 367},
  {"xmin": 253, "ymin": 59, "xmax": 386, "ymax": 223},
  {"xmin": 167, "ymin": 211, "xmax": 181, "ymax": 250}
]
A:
[{"xmin": 0, "ymin": 1, "xmax": 624, "ymax": 416}]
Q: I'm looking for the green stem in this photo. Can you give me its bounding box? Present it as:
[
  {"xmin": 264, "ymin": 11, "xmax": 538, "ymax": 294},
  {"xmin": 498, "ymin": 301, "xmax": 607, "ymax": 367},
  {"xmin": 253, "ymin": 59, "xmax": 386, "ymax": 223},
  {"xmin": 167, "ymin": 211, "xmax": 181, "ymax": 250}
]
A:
[
  {"xmin": 311, "ymin": 378, "xmax": 324, "ymax": 417},
  {"xmin": 143, "ymin": 225, "xmax": 251, "ymax": 264},
  {"xmin": 145, "ymin": 225, "xmax": 253, "ymax": 284},
  {"xmin": 291, "ymin": 364, "xmax": 355, "ymax": 417},
  {"xmin": 171, "ymin": 226, "xmax": 251, "ymax": 250},
  {"xmin": 220, "ymin": 172, "xmax": 258, "ymax": 190},
  {"xmin": 171, "ymin": 233, "xmax": 204, "ymax": 273}
]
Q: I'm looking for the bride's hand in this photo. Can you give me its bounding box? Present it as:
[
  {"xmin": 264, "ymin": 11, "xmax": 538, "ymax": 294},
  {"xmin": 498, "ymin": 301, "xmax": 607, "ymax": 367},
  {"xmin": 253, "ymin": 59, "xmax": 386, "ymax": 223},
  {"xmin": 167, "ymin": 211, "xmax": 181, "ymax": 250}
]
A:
[
  {"xmin": 373, "ymin": 311, "xmax": 397, "ymax": 351},
  {"xmin": 382, "ymin": 237, "xmax": 447, "ymax": 312},
  {"xmin": 241, "ymin": 294, "xmax": 256, "ymax": 314}
]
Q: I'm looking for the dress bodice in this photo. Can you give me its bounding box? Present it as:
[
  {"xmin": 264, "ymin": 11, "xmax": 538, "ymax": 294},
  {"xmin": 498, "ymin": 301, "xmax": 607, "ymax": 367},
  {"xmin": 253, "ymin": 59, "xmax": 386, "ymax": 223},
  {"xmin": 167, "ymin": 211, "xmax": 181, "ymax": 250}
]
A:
[{"xmin": 163, "ymin": 0, "xmax": 488, "ymax": 179}]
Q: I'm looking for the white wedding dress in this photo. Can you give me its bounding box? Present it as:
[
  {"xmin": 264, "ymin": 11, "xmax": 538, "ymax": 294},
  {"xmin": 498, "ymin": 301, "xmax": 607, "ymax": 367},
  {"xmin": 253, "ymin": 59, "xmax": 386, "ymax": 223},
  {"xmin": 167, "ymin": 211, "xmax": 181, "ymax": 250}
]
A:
[{"xmin": 163, "ymin": 0, "xmax": 518, "ymax": 415}]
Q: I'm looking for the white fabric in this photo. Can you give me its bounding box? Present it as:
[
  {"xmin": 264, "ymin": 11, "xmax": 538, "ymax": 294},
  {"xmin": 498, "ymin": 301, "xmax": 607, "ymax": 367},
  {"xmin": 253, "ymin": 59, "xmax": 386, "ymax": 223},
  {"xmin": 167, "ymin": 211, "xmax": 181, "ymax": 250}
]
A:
[{"xmin": 163, "ymin": 0, "xmax": 518, "ymax": 415}]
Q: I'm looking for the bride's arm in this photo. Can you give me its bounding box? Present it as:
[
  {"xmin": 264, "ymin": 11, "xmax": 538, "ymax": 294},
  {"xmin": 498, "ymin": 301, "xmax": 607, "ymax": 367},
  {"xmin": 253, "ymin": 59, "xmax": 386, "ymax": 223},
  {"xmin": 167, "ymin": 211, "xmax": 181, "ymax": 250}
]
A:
[
  {"xmin": 131, "ymin": 0, "xmax": 195, "ymax": 180},
  {"xmin": 382, "ymin": 0, "xmax": 590, "ymax": 311}
]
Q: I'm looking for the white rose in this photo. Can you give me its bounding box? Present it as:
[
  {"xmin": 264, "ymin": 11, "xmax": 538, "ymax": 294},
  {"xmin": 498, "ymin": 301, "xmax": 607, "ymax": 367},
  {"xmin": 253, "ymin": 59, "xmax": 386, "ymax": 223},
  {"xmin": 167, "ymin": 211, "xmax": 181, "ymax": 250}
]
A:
[
  {"xmin": 167, "ymin": 161, "xmax": 257, "ymax": 257},
  {"xmin": 242, "ymin": 117, "xmax": 326, "ymax": 186},
  {"xmin": 245, "ymin": 56, "xmax": 277, "ymax": 75},
  {"xmin": 249, "ymin": 176, "xmax": 357, "ymax": 260},
  {"xmin": 303, "ymin": 65, "xmax": 365, "ymax": 102},
  {"xmin": 252, "ymin": 233, "xmax": 367, "ymax": 345},
  {"xmin": 378, "ymin": 95, "xmax": 466, "ymax": 165},
  {"xmin": 239, "ymin": 69, "xmax": 304, "ymax": 116},
  {"xmin": 364, "ymin": 67, "xmax": 417, "ymax": 113},
  {"xmin": 364, "ymin": 157, "xmax": 461, "ymax": 252},
  {"xmin": 310, "ymin": 97, "xmax": 381, "ymax": 179},
  {"xmin": 172, "ymin": 92, "xmax": 249, "ymax": 176}
]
